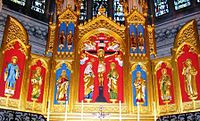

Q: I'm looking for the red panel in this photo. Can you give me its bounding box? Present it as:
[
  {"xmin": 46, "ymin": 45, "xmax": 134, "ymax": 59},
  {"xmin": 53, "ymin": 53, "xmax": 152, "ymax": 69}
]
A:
[
  {"xmin": 177, "ymin": 44, "xmax": 200, "ymax": 102},
  {"xmin": 79, "ymin": 52, "xmax": 99, "ymax": 102},
  {"xmin": 156, "ymin": 63, "xmax": 175, "ymax": 105},
  {"xmin": 27, "ymin": 60, "xmax": 46, "ymax": 103},
  {"xmin": 104, "ymin": 52, "xmax": 124, "ymax": 102},
  {"xmin": 0, "ymin": 41, "xmax": 26, "ymax": 99},
  {"xmin": 79, "ymin": 33, "xmax": 124, "ymax": 103}
]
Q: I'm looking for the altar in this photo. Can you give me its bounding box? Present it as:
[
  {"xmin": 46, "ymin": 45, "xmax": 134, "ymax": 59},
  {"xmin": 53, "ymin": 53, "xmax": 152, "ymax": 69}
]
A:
[{"xmin": 0, "ymin": 0, "xmax": 200, "ymax": 121}]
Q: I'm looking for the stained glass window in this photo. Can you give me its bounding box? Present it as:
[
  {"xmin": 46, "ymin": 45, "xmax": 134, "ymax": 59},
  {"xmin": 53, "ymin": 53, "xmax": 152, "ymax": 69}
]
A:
[
  {"xmin": 154, "ymin": 0, "xmax": 169, "ymax": 17},
  {"xmin": 31, "ymin": 0, "xmax": 46, "ymax": 14},
  {"xmin": 80, "ymin": 0, "xmax": 87, "ymax": 20},
  {"xmin": 93, "ymin": 0, "xmax": 108, "ymax": 16},
  {"xmin": 114, "ymin": 0, "xmax": 124, "ymax": 22},
  {"xmin": 174, "ymin": 0, "xmax": 191, "ymax": 10},
  {"xmin": 10, "ymin": 0, "xmax": 26, "ymax": 6}
]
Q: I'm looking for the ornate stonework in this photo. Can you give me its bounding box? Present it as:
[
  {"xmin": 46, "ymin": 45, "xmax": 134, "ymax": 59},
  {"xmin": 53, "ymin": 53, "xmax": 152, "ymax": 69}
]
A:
[{"xmin": 0, "ymin": 7, "xmax": 48, "ymax": 55}]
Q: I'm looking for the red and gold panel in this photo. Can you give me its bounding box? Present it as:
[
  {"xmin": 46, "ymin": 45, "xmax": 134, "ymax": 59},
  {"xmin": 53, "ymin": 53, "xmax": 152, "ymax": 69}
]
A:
[
  {"xmin": 26, "ymin": 57, "xmax": 49, "ymax": 112},
  {"xmin": 27, "ymin": 60, "xmax": 47, "ymax": 103},
  {"xmin": 176, "ymin": 44, "xmax": 200, "ymax": 102},
  {"xmin": 0, "ymin": 41, "xmax": 26, "ymax": 99},
  {"xmin": 155, "ymin": 62, "xmax": 175, "ymax": 105},
  {"xmin": 79, "ymin": 33, "xmax": 124, "ymax": 103}
]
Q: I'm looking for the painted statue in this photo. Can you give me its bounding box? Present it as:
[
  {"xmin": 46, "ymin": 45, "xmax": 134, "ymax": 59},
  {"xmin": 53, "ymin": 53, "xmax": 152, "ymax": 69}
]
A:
[
  {"xmin": 59, "ymin": 30, "xmax": 65, "ymax": 50},
  {"xmin": 4, "ymin": 56, "xmax": 20, "ymax": 96},
  {"xmin": 134, "ymin": 71, "xmax": 146, "ymax": 104},
  {"xmin": 84, "ymin": 62, "xmax": 95, "ymax": 99},
  {"xmin": 31, "ymin": 67, "xmax": 42, "ymax": 100},
  {"xmin": 107, "ymin": 41, "xmax": 119, "ymax": 51},
  {"xmin": 130, "ymin": 32, "xmax": 137, "ymax": 51},
  {"xmin": 80, "ymin": 52, "xmax": 89, "ymax": 65},
  {"xmin": 182, "ymin": 59, "xmax": 198, "ymax": 99},
  {"xmin": 159, "ymin": 68, "xmax": 171, "ymax": 102},
  {"xmin": 56, "ymin": 70, "xmax": 69, "ymax": 101},
  {"xmin": 84, "ymin": 41, "xmax": 96, "ymax": 51},
  {"xmin": 97, "ymin": 49, "xmax": 106, "ymax": 86},
  {"xmin": 108, "ymin": 62, "xmax": 119, "ymax": 99},
  {"xmin": 138, "ymin": 32, "xmax": 144, "ymax": 52},
  {"xmin": 67, "ymin": 31, "xmax": 73, "ymax": 51}
]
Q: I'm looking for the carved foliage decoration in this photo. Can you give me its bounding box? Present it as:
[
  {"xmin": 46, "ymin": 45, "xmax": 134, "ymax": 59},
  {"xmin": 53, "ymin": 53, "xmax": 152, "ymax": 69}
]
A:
[
  {"xmin": 46, "ymin": 24, "xmax": 56, "ymax": 54},
  {"xmin": 58, "ymin": 8, "xmax": 78, "ymax": 24},
  {"xmin": 126, "ymin": 10, "xmax": 146, "ymax": 26},
  {"xmin": 147, "ymin": 25, "xmax": 156, "ymax": 56},
  {"xmin": 3, "ymin": 16, "xmax": 28, "ymax": 46},
  {"xmin": 174, "ymin": 20, "xmax": 198, "ymax": 49},
  {"xmin": 78, "ymin": 15, "xmax": 126, "ymax": 42}
]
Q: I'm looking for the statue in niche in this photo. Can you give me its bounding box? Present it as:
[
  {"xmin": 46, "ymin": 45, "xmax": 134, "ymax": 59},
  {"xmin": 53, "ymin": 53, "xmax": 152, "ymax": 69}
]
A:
[
  {"xmin": 107, "ymin": 62, "xmax": 119, "ymax": 100},
  {"xmin": 138, "ymin": 32, "xmax": 144, "ymax": 52},
  {"xmin": 134, "ymin": 71, "xmax": 146, "ymax": 104},
  {"xmin": 59, "ymin": 30, "xmax": 65, "ymax": 51},
  {"xmin": 130, "ymin": 32, "xmax": 137, "ymax": 51},
  {"xmin": 67, "ymin": 31, "xmax": 73, "ymax": 51},
  {"xmin": 159, "ymin": 68, "xmax": 171, "ymax": 102},
  {"xmin": 56, "ymin": 70, "xmax": 69, "ymax": 101},
  {"xmin": 31, "ymin": 67, "xmax": 42, "ymax": 100},
  {"xmin": 4, "ymin": 56, "xmax": 20, "ymax": 96},
  {"xmin": 182, "ymin": 59, "xmax": 198, "ymax": 100},
  {"xmin": 84, "ymin": 62, "xmax": 95, "ymax": 99}
]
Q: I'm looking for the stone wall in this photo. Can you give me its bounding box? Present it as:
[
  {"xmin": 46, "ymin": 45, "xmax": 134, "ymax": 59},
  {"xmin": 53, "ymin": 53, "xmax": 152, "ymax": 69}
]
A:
[
  {"xmin": 155, "ymin": 11, "xmax": 200, "ymax": 58},
  {"xmin": 0, "ymin": 108, "xmax": 46, "ymax": 121},
  {"xmin": 0, "ymin": 7, "xmax": 48, "ymax": 55}
]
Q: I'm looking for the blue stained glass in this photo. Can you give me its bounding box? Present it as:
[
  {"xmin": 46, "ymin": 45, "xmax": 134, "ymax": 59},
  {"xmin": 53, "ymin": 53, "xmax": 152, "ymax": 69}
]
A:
[
  {"xmin": 154, "ymin": 0, "xmax": 169, "ymax": 17},
  {"xmin": 31, "ymin": 0, "xmax": 46, "ymax": 14},
  {"xmin": 114, "ymin": 0, "xmax": 124, "ymax": 22},
  {"xmin": 174, "ymin": 0, "xmax": 191, "ymax": 10},
  {"xmin": 10, "ymin": 0, "xmax": 26, "ymax": 6},
  {"xmin": 80, "ymin": 0, "xmax": 87, "ymax": 20},
  {"xmin": 93, "ymin": 0, "xmax": 108, "ymax": 16}
]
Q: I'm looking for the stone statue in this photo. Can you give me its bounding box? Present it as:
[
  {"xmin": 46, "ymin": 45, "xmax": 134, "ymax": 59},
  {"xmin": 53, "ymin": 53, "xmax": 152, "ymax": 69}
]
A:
[
  {"xmin": 56, "ymin": 70, "xmax": 69, "ymax": 101},
  {"xmin": 160, "ymin": 68, "xmax": 171, "ymax": 102},
  {"xmin": 134, "ymin": 71, "xmax": 145, "ymax": 104},
  {"xmin": 31, "ymin": 67, "xmax": 42, "ymax": 100},
  {"xmin": 107, "ymin": 62, "xmax": 119, "ymax": 99},
  {"xmin": 4, "ymin": 56, "xmax": 20, "ymax": 96},
  {"xmin": 84, "ymin": 62, "xmax": 95, "ymax": 99},
  {"xmin": 182, "ymin": 59, "xmax": 198, "ymax": 99}
]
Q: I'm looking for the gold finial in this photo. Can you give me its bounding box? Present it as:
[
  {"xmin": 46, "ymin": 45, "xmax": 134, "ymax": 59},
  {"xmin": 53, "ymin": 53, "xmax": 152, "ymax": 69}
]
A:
[{"xmin": 98, "ymin": 6, "xmax": 106, "ymax": 15}]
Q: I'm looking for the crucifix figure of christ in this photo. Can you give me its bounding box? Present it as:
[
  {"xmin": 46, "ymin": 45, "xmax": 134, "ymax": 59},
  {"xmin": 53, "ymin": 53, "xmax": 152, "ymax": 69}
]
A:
[{"xmin": 85, "ymin": 49, "xmax": 118, "ymax": 87}]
